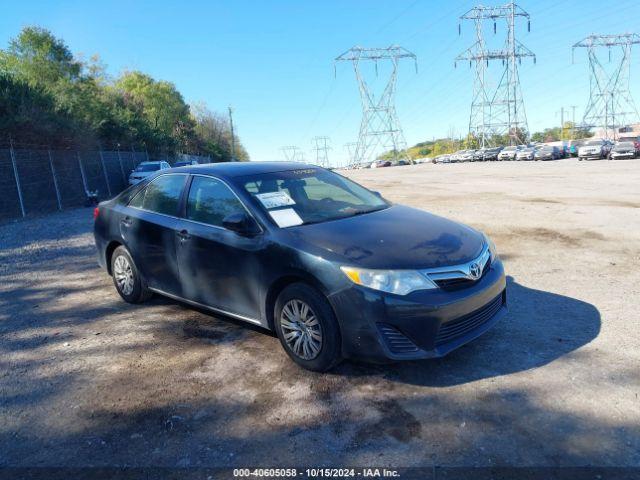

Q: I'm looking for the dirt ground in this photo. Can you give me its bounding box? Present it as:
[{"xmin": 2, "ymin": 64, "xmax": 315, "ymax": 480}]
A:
[{"xmin": 1, "ymin": 158, "xmax": 639, "ymax": 471}]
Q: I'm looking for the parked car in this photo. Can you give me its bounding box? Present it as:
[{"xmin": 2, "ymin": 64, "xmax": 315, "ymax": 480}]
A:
[
  {"xmin": 609, "ymin": 141, "xmax": 638, "ymax": 160},
  {"xmin": 459, "ymin": 149, "xmax": 476, "ymax": 162},
  {"xmin": 566, "ymin": 140, "xmax": 585, "ymax": 157},
  {"xmin": 128, "ymin": 161, "xmax": 171, "ymax": 185},
  {"xmin": 472, "ymin": 148, "xmax": 486, "ymax": 162},
  {"xmin": 482, "ymin": 147, "xmax": 503, "ymax": 161},
  {"xmin": 174, "ymin": 160, "xmax": 199, "ymax": 167},
  {"xmin": 372, "ymin": 160, "xmax": 391, "ymax": 168},
  {"xmin": 534, "ymin": 145, "xmax": 561, "ymax": 161},
  {"xmin": 578, "ymin": 139, "xmax": 613, "ymax": 161},
  {"xmin": 449, "ymin": 150, "xmax": 464, "ymax": 163},
  {"xmin": 433, "ymin": 154, "xmax": 451, "ymax": 164},
  {"xmin": 515, "ymin": 147, "xmax": 535, "ymax": 161},
  {"xmin": 498, "ymin": 146, "xmax": 519, "ymax": 161},
  {"xmin": 94, "ymin": 162, "xmax": 506, "ymax": 371}
]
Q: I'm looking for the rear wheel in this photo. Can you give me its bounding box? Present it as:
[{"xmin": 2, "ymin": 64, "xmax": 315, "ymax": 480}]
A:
[
  {"xmin": 274, "ymin": 283, "xmax": 341, "ymax": 372},
  {"xmin": 111, "ymin": 246, "xmax": 152, "ymax": 303}
]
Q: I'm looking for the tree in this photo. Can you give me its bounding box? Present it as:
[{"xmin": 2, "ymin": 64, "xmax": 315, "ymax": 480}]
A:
[
  {"xmin": 191, "ymin": 103, "xmax": 249, "ymax": 161},
  {"xmin": 0, "ymin": 26, "xmax": 250, "ymax": 159}
]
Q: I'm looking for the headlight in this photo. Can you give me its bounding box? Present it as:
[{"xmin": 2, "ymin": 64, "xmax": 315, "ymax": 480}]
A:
[
  {"xmin": 483, "ymin": 233, "xmax": 498, "ymax": 261},
  {"xmin": 340, "ymin": 267, "xmax": 437, "ymax": 295}
]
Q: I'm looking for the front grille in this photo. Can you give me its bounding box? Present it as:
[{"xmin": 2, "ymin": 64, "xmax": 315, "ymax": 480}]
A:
[
  {"xmin": 433, "ymin": 259, "xmax": 491, "ymax": 291},
  {"xmin": 377, "ymin": 324, "xmax": 420, "ymax": 354},
  {"xmin": 435, "ymin": 293, "xmax": 503, "ymax": 346}
]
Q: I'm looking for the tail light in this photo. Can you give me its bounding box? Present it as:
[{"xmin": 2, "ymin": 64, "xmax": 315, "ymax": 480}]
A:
[{"xmin": 93, "ymin": 207, "xmax": 99, "ymax": 220}]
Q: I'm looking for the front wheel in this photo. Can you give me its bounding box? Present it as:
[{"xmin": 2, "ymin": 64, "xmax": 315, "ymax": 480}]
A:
[
  {"xmin": 111, "ymin": 246, "xmax": 152, "ymax": 303},
  {"xmin": 274, "ymin": 283, "xmax": 341, "ymax": 372}
]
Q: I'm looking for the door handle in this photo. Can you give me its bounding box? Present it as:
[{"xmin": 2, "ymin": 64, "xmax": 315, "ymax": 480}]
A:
[
  {"xmin": 120, "ymin": 216, "xmax": 132, "ymax": 227},
  {"xmin": 176, "ymin": 229, "xmax": 191, "ymax": 242}
]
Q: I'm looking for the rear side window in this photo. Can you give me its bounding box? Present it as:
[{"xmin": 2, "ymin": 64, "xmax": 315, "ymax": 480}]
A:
[
  {"xmin": 186, "ymin": 176, "xmax": 246, "ymax": 227},
  {"xmin": 129, "ymin": 174, "xmax": 186, "ymax": 216}
]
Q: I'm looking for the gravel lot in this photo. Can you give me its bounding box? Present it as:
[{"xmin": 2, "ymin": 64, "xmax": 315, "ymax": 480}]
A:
[{"xmin": 1, "ymin": 158, "xmax": 639, "ymax": 471}]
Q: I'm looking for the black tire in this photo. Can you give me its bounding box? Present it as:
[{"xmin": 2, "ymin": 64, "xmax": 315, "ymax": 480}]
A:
[
  {"xmin": 110, "ymin": 246, "xmax": 152, "ymax": 303},
  {"xmin": 274, "ymin": 283, "xmax": 341, "ymax": 372}
]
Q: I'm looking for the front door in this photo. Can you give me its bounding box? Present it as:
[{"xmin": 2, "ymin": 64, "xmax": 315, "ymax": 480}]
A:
[{"xmin": 176, "ymin": 175, "xmax": 265, "ymax": 321}]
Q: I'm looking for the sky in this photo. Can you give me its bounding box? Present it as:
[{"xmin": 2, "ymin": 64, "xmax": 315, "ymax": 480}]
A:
[{"xmin": 1, "ymin": 0, "xmax": 639, "ymax": 165}]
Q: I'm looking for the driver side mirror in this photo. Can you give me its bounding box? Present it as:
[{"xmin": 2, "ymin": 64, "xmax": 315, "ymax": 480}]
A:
[
  {"xmin": 222, "ymin": 212, "xmax": 260, "ymax": 237},
  {"xmin": 372, "ymin": 191, "xmax": 382, "ymax": 198}
]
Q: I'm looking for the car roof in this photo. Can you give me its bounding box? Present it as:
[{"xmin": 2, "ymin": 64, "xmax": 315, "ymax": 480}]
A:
[{"xmin": 168, "ymin": 161, "xmax": 319, "ymax": 178}]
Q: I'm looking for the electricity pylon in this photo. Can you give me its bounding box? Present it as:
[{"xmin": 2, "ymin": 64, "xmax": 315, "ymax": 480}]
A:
[
  {"xmin": 343, "ymin": 142, "xmax": 357, "ymax": 168},
  {"xmin": 281, "ymin": 146, "xmax": 303, "ymax": 162},
  {"xmin": 572, "ymin": 33, "xmax": 640, "ymax": 140},
  {"xmin": 456, "ymin": 2, "xmax": 535, "ymax": 146},
  {"xmin": 311, "ymin": 136, "xmax": 332, "ymax": 168},
  {"xmin": 335, "ymin": 45, "xmax": 417, "ymax": 167}
]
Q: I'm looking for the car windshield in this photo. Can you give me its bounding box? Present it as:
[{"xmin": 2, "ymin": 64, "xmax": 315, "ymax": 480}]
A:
[
  {"xmin": 236, "ymin": 167, "xmax": 389, "ymax": 227},
  {"xmin": 539, "ymin": 147, "xmax": 553, "ymax": 151},
  {"xmin": 135, "ymin": 163, "xmax": 161, "ymax": 172},
  {"xmin": 503, "ymin": 146, "xmax": 517, "ymax": 151},
  {"xmin": 615, "ymin": 142, "xmax": 634, "ymax": 149},
  {"xmin": 584, "ymin": 140, "xmax": 602, "ymax": 146}
]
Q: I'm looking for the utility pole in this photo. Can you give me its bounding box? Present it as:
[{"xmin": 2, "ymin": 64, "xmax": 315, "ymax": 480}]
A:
[
  {"xmin": 456, "ymin": 2, "xmax": 535, "ymax": 146},
  {"xmin": 555, "ymin": 107, "xmax": 565, "ymax": 140},
  {"xmin": 335, "ymin": 45, "xmax": 417, "ymax": 167},
  {"xmin": 572, "ymin": 33, "xmax": 640, "ymax": 140},
  {"xmin": 311, "ymin": 136, "xmax": 332, "ymax": 168},
  {"xmin": 228, "ymin": 106, "xmax": 236, "ymax": 161}
]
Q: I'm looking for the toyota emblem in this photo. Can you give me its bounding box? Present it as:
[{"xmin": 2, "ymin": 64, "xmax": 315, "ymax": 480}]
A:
[{"xmin": 469, "ymin": 262, "xmax": 482, "ymax": 279}]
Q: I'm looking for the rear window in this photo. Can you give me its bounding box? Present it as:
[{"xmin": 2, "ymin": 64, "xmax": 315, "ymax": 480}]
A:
[
  {"xmin": 129, "ymin": 174, "xmax": 186, "ymax": 216},
  {"xmin": 135, "ymin": 163, "xmax": 161, "ymax": 172}
]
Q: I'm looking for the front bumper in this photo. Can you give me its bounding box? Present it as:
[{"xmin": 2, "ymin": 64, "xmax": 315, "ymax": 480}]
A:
[
  {"xmin": 611, "ymin": 153, "xmax": 635, "ymax": 159},
  {"xmin": 579, "ymin": 151, "xmax": 602, "ymax": 159},
  {"xmin": 328, "ymin": 258, "xmax": 507, "ymax": 362}
]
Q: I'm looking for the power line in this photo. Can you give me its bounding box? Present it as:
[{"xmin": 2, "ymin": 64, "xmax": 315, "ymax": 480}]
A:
[{"xmin": 334, "ymin": 45, "xmax": 417, "ymax": 167}]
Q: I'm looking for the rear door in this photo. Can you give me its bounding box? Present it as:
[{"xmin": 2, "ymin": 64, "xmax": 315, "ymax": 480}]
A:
[
  {"xmin": 123, "ymin": 173, "xmax": 187, "ymax": 295},
  {"xmin": 175, "ymin": 175, "xmax": 265, "ymax": 321}
]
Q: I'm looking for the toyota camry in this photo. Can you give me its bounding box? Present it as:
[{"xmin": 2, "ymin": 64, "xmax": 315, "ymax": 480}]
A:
[{"xmin": 94, "ymin": 162, "xmax": 507, "ymax": 371}]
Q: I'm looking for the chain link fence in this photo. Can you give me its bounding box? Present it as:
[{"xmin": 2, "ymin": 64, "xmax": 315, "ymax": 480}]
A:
[{"xmin": 0, "ymin": 147, "xmax": 212, "ymax": 222}]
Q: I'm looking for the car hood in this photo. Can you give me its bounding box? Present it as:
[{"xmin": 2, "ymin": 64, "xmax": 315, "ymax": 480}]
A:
[{"xmin": 286, "ymin": 205, "xmax": 485, "ymax": 269}]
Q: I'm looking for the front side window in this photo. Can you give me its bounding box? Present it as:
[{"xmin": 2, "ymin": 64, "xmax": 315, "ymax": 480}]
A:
[
  {"xmin": 128, "ymin": 174, "xmax": 186, "ymax": 216},
  {"xmin": 235, "ymin": 168, "xmax": 388, "ymax": 227},
  {"xmin": 186, "ymin": 176, "xmax": 246, "ymax": 227}
]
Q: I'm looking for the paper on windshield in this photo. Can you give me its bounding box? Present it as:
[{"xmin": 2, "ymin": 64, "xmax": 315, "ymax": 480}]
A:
[
  {"xmin": 269, "ymin": 208, "xmax": 303, "ymax": 228},
  {"xmin": 255, "ymin": 191, "xmax": 296, "ymax": 209}
]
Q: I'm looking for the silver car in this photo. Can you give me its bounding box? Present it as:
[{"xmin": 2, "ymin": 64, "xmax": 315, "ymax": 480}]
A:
[
  {"xmin": 128, "ymin": 161, "xmax": 171, "ymax": 185},
  {"xmin": 515, "ymin": 147, "xmax": 535, "ymax": 161}
]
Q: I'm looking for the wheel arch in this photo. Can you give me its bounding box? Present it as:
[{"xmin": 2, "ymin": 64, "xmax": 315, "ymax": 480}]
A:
[
  {"xmin": 105, "ymin": 240, "xmax": 123, "ymax": 275},
  {"xmin": 264, "ymin": 272, "xmax": 333, "ymax": 331}
]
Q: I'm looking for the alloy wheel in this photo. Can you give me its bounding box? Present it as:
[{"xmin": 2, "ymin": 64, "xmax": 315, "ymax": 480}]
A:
[
  {"xmin": 280, "ymin": 299, "xmax": 323, "ymax": 360},
  {"xmin": 113, "ymin": 255, "xmax": 134, "ymax": 296}
]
